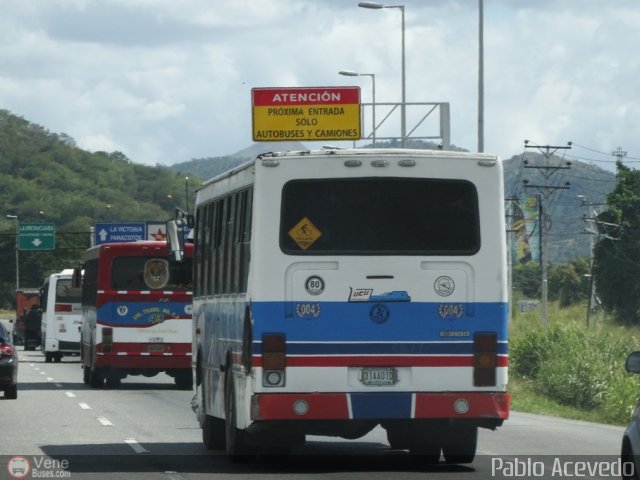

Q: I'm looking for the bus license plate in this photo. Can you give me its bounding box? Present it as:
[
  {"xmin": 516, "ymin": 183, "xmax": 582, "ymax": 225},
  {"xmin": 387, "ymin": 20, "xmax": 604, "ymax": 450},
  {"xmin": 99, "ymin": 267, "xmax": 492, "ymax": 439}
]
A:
[
  {"xmin": 359, "ymin": 367, "xmax": 397, "ymax": 386},
  {"xmin": 149, "ymin": 344, "xmax": 164, "ymax": 353}
]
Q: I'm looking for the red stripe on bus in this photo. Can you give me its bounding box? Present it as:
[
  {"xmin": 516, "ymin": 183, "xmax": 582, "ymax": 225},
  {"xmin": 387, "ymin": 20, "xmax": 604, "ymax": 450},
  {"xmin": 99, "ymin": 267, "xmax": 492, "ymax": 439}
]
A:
[
  {"xmin": 251, "ymin": 392, "xmax": 510, "ymax": 421},
  {"xmin": 252, "ymin": 355, "xmax": 508, "ymax": 368},
  {"xmin": 414, "ymin": 392, "xmax": 510, "ymax": 419},
  {"xmin": 251, "ymin": 393, "xmax": 350, "ymax": 420}
]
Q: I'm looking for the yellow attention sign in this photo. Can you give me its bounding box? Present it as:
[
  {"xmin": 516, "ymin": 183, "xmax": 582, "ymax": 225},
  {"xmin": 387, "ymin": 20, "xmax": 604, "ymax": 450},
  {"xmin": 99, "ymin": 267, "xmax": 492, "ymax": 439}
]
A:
[
  {"xmin": 288, "ymin": 217, "xmax": 322, "ymax": 251},
  {"xmin": 252, "ymin": 87, "xmax": 361, "ymax": 142}
]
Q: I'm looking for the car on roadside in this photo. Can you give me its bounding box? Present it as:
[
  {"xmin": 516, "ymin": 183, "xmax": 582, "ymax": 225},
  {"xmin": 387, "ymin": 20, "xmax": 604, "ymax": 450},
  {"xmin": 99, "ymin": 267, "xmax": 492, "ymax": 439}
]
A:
[
  {"xmin": 621, "ymin": 351, "xmax": 640, "ymax": 479},
  {"xmin": 0, "ymin": 321, "xmax": 18, "ymax": 399}
]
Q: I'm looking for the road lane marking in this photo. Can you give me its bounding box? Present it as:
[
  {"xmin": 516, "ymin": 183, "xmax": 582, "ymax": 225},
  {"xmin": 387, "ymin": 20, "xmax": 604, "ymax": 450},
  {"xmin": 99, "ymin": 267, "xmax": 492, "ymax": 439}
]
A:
[
  {"xmin": 164, "ymin": 472, "xmax": 188, "ymax": 480},
  {"xmin": 79, "ymin": 402, "xmax": 92, "ymax": 410},
  {"xmin": 46, "ymin": 377, "xmax": 54, "ymax": 382},
  {"xmin": 65, "ymin": 392, "xmax": 76, "ymax": 398},
  {"xmin": 124, "ymin": 438, "xmax": 149, "ymax": 454},
  {"xmin": 97, "ymin": 417, "xmax": 113, "ymax": 426}
]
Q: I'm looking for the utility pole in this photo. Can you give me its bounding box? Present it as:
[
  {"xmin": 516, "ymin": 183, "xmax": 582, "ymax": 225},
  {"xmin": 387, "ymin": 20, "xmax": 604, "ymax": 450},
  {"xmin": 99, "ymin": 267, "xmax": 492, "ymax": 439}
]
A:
[
  {"xmin": 577, "ymin": 195, "xmax": 604, "ymax": 328},
  {"xmin": 612, "ymin": 146, "xmax": 627, "ymax": 163},
  {"xmin": 522, "ymin": 140, "xmax": 572, "ymax": 326}
]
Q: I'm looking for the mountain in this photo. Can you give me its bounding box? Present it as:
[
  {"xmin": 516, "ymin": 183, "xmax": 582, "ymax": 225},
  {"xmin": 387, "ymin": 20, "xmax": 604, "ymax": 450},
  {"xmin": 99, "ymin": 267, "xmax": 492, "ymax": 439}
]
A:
[
  {"xmin": 170, "ymin": 141, "xmax": 307, "ymax": 181},
  {"xmin": 0, "ymin": 109, "xmax": 203, "ymax": 306}
]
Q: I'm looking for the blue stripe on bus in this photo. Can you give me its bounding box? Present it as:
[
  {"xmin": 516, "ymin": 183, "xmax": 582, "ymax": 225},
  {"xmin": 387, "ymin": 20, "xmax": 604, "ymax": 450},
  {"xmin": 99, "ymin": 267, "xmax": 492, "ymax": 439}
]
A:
[
  {"xmin": 97, "ymin": 301, "xmax": 190, "ymax": 327},
  {"xmin": 250, "ymin": 301, "xmax": 508, "ymax": 342},
  {"xmin": 350, "ymin": 393, "xmax": 413, "ymax": 419},
  {"xmin": 252, "ymin": 341, "xmax": 507, "ymax": 355}
]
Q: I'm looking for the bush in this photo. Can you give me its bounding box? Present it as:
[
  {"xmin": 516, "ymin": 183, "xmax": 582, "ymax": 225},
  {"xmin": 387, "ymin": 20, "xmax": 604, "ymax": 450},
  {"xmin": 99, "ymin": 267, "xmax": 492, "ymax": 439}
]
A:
[{"xmin": 511, "ymin": 320, "xmax": 640, "ymax": 423}]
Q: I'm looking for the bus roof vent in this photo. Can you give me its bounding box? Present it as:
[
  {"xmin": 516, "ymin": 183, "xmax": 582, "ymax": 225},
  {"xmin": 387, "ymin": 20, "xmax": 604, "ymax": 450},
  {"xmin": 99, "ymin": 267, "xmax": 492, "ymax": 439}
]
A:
[
  {"xmin": 261, "ymin": 159, "xmax": 280, "ymax": 168},
  {"xmin": 398, "ymin": 159, "xmax": 416, "ymax": 167},
  {"xmin": 344, "ymin": 159, "xmax": 362, "ymax": 168},
  {"xmin": 478, "ymin": 159, "xmax": 496, "ymax": 167},
  {"xmin": 371, "ymin": 160, "xmax": 389, "ymax": 168}
]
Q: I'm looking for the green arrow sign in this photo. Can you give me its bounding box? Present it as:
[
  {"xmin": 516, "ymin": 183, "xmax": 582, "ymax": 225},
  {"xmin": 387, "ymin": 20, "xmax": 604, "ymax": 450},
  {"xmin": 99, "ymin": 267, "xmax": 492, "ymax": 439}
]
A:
[{"xmin": 19, "ymin": 222, "xmax": 55, "ymax": 251}]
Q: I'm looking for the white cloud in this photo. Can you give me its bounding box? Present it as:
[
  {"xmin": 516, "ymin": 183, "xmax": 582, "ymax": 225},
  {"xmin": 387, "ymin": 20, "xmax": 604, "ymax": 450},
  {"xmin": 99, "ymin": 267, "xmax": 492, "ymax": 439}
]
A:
[{"xmin": 0, "ymin": 0, "xmax": 638, "ymax": 169}]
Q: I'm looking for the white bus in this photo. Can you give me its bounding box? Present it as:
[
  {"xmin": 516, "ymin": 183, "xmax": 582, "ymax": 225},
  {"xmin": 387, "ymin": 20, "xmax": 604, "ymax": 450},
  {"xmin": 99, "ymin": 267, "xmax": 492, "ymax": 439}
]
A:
[
  {"xmin": 41, "ymin": 269, "xmax": 82, "ymax": 363},
  {"xmin": 171, "ymin": 148, "xmax": 509, "ymax": 462}
]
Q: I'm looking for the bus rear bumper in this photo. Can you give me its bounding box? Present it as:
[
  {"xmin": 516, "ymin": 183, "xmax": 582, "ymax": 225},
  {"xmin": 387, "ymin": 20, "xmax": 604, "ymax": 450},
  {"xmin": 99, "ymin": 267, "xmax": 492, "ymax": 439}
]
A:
[
  {"xmin": 251, "ymin": 391, "xmax": 510, "ymax": 423},
  {"xmin": 95, "ymin": 353, "xmax": 191, "ymax": 370}
]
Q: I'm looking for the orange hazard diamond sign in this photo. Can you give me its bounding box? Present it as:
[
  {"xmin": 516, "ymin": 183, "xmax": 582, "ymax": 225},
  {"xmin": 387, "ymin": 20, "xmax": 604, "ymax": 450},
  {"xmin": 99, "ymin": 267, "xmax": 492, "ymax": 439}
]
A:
[{"xmin": 288, "ymin": 217, "xmax": 322, "ymax": 251}]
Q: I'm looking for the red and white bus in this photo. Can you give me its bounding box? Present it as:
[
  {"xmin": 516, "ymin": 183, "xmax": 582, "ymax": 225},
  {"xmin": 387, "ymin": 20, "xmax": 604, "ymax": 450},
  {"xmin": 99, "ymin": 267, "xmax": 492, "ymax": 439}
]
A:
[{"xmin": 79, "ymin": 241, "xmax": 193, "ymax": 389}]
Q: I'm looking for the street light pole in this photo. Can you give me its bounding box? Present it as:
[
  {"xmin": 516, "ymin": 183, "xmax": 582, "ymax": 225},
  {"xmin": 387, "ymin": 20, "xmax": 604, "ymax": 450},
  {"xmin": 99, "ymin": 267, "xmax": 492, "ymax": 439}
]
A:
[
  {"xmin": 339, "ymin": 70, "xmax": 376, "ymax": 146},
  {"xmin": 478, "ymin": 0, "xmax": 484, "ymax": 153},
  {"xmin": 6, "ymin": 214, "xmax": 19, "ymax": 291},
  {"xmin": 358, "ymin": 2, "xmax": 406, "ymax": 147}
]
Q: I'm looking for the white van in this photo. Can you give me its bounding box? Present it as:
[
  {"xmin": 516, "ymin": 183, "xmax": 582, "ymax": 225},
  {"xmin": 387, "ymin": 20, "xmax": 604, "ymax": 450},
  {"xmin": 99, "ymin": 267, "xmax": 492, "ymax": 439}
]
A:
[{"xmin": 41, "ymin": 269, "xmax": 82, "ymax": 363}]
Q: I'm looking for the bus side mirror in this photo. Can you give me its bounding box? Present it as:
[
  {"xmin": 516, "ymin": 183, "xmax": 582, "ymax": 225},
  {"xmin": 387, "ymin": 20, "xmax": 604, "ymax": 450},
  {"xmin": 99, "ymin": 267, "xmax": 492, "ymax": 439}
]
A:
[
  {"xmin": 72, "ymin": 266, "xmax": 83, "ymax": 288},
  {"xmin": 166, "ymin": 219, "xmax": 185, "ymax": 262}
]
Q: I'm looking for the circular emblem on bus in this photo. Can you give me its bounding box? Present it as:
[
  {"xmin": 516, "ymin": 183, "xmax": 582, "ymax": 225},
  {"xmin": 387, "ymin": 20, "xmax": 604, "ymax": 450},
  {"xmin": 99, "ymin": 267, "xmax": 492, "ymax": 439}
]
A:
[
  {"xmin": 143, "ymin": 258, "xmax": 169, "ymax": 289},
  {"xmin": 305, "ymin": 275, "xmax": 325, "ymax": 296},
  {"xmin": 369, "ymin": 304, "xmax": 390, "ymax": 324},
  {"xmin": 117, "ymin": 305, "xmax": 128, "ymax": 316},
  {"xmin": 434, "ymin": 276, "xmax": 455, "ymax": 297}
]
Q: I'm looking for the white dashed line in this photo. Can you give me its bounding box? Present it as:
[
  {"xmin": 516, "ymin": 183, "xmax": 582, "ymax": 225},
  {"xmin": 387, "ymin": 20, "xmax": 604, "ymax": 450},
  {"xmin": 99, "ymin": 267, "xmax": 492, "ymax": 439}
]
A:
[
  {"xmin": 46, "ymin": 377, "xmax": 54, "ymax": 382},
  {"xmin": 79, "ymin": 402, "xmax": 92, "ymax": 410},
  {"xmin": 124, "ymin": 438, "xmax": 149, "ymax": 454},
  {"xmin": 65, "ymin": 392, "xmax": 76, "ymax": 398},
  {"xmin": 97, "ymin": 417, "xmax": 113, "ymax": 426}
]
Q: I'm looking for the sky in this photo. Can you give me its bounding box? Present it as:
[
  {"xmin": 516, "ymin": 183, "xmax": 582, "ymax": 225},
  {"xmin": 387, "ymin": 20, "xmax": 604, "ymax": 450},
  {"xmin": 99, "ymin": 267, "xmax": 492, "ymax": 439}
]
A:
[{"xmin": 1, "ymin": 0, "xmax": 639, "ymax": 172}]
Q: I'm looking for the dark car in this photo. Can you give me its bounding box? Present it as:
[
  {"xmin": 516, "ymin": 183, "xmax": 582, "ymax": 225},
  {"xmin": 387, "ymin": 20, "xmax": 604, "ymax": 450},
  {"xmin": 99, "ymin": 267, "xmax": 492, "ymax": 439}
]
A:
[{"xmin": 0, "ymin": 322, "xmax": 18, "ymax": 399}]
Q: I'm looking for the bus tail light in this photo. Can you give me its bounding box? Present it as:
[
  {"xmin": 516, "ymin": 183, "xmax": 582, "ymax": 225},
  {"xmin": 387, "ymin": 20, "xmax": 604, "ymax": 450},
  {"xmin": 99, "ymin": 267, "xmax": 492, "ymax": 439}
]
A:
[
  {"xmin": 102, "ymin": 327, "xmax": 113, "ymax": 354},
  {"xmin": 262, "ymin": 333, "xmax": 286, "ymax": 387},
  {"xmin": 473, "ymin": 332, "xmax": 497, "ymax": 387}
]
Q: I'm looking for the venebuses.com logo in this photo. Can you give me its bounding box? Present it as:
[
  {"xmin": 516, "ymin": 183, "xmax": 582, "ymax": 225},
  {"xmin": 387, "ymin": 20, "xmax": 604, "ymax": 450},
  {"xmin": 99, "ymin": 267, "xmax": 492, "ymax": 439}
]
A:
[{"xmin": 6, "ymin": 456, "xmax": 71, "ymax": 479}]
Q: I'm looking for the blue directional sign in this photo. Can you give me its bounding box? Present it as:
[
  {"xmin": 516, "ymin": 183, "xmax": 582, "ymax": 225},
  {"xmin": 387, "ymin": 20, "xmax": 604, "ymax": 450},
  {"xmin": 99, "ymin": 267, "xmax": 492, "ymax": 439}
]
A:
[{"xmin": 94, "ymin": 222, "xmax": 147, "ymax": 245}]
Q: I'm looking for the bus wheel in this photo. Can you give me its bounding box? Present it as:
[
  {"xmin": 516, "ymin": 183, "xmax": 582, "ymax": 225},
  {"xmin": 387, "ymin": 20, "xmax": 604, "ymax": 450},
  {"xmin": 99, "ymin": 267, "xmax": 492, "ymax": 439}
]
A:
[
  {"xmin": 409, "ymin": 421, "xmax": 441, "ymax": 464},
  {"xmin": 4, "ymin": 385, "xmax": 17, "ymax": 400},
  {"xmin": 54, "ymin": 354, "xmax": 62, "ymax": 363},
  {"xmin": 384, "ymin": 422, "xmax": 411, "ymax": 450},
  {"xmin": 90, "ymin": 367, "xmax": 104, "ymax": 388},
  {"xmin": 105, "ymin": 373, "xmax": 121, "ymax": 389},
  {"xmin": 441, "ymin": 425, "xmax": 477, "ymax": 464},
  {"xmin": 175, "ymin": 370, "xmax": 193, "ymax": 390},
  {"xmin": 203, "ymin": 415, "xmax": 226, "ymax": 450},
  {"xmin": 45, "ymin": 353, "xmax": 53, "ymax": 363},
  {"xmin": 224, "ymin": 372, "xmax": 253, "ymax": 462}
]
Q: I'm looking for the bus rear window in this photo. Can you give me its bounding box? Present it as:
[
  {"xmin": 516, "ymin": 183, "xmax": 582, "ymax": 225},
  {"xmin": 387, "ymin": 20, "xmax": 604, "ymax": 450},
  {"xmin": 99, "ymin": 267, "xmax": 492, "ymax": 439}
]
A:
[
  {"xmin": 55, "ymin": 279, "xmax": 82, "ymax": 303},
  {"xmin": 280, "ymin": 177, "xmax": 480, "ymax": 255},
  {"xmin": 111, "ymin": 256, "xmax": 193, "ymax": 290}
]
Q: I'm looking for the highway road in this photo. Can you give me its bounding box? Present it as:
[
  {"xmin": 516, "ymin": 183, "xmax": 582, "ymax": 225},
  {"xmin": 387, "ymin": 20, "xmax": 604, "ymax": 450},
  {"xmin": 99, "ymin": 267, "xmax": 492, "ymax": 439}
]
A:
[{"xmin": 0, "ymin": 345, "xmax": 629, "ymax": 480}]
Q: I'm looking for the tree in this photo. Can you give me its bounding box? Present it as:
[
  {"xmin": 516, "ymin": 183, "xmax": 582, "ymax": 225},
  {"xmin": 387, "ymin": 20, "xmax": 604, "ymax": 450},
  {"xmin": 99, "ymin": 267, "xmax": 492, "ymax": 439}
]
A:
[{"xmin": 593, "ymin": 162, "xmax": 640, "ymax": 324}]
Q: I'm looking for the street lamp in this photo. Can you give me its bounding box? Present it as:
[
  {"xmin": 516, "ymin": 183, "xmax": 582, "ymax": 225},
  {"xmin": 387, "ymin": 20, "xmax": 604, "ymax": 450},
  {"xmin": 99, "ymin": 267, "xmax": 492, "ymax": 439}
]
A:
[
  {"xmin": 358, "ymin": 2, "xmax": 405, "ymax": 147},
  {"xmin": 339, "ymin": 70, "xmax": 377, "ymax": 146},
  {"xmin": 478, "ymin": 0, "xmax": 484, "ymax": 152},
  {"xmin": 5, "ymin": 214, "xmax": 18, "ymax": 291}
]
